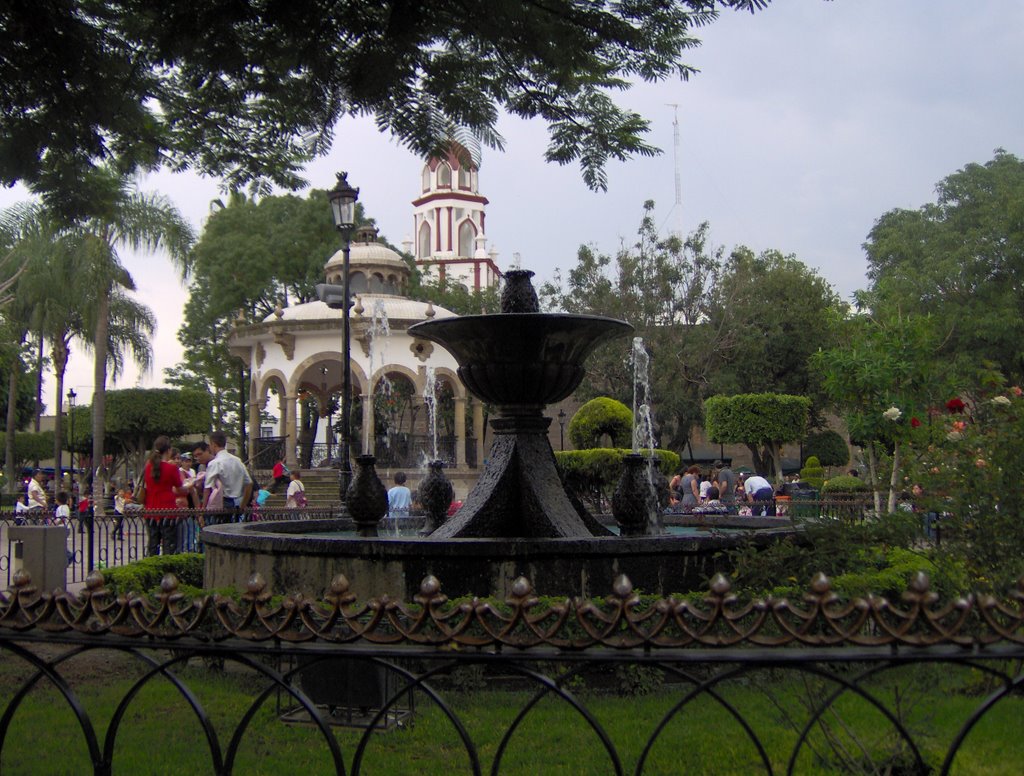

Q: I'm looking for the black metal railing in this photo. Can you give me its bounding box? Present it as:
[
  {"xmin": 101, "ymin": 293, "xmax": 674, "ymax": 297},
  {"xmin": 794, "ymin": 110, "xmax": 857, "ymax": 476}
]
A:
[
  {"xmin": 299, "ymin": 436, "xmax": 476, "ymax": 470},
  {"xmin": 0, "ymin": 507, "xmax": 339, "ymax": 588},
  {"xmin": 2, "ymin": 571, "xmax": 1024, "ymax": 774}
]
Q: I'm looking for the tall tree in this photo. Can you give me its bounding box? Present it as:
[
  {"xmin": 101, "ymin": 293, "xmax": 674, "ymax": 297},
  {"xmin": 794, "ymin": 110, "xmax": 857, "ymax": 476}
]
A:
[
  {"xmin": 541, "ymin": 202, "xmax": 724, "ymax": 451},
  {"xmin": 0, "ymin": 203, "xmax": 55, "ymax": 490},
  {"xmin": 15, "ymin": 230, "xmax": 90, "ymax": 479},
  {"xmin": 864, "ymin": 149, "xmax": 1024, "ymax": 380},
  {"xmin": 1, "ymin": 1, "xmax": 770, "ymax": 218},
  {"xmin": 706, "ymin": 247, "xmax": 842, "ymax": 416},
  {"xmin": 74, "ymin": 170, "xmax": 194, "ymax": 510}
]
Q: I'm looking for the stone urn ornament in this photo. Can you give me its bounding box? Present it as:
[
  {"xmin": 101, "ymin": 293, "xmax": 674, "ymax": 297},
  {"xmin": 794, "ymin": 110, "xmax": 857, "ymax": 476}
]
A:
[
  {"xmin": 345, "ymin": 454, "xmax": 388, "ymax": 537},
  {"xmin": 419, "ymin": 460, "xmax": 455, "ymax": 534},
  {"xmin": 499, "ymin": 269, "xmax": 540, "ymax": 313},
  {"xmin": 612, "ymin": 453, "xmax": 660, "ymax": 537}
]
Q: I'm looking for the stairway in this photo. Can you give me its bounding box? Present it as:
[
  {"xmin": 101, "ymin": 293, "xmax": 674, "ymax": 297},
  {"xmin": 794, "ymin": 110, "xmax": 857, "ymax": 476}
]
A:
[{"xmin": 262, "ymin": 468, "xmax": 343, "ymax": 509}]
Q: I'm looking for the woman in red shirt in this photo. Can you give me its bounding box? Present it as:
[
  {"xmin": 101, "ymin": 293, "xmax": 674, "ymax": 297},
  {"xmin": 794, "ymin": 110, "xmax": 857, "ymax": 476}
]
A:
[{"xmin": 144, "ymin": 435, "xmax": 185, "ymax": 556}]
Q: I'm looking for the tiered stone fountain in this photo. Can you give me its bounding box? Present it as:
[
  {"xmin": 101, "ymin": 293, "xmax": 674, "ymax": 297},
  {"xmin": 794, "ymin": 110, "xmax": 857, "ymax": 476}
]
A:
[{"xmin": 203, "ymin": 271, "xmax": 791, "ymax": 599}]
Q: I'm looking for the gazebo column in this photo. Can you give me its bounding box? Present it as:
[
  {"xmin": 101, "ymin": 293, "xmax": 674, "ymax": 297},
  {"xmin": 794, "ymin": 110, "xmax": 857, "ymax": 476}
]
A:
[
  {"xmin": 284, "ymin": 393, "xmax": 298, "ymax": 469},
  {"xmin": 361, "ymin": 393, "xmax": 375, "ymax": 457},
  {"xmin": 472, "ymin": 398, "xmax": 485, "ymax": 468},
  {"xmin": 247, "ymin": 393, "xmax": 262, "ymax": 462},
  {"xmin": 454, "ymin": 396, "xmax": 466, "ymax": 467}
]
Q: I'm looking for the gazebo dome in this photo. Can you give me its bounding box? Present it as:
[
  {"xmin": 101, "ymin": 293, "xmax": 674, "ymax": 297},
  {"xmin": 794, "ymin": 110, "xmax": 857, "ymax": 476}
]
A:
[
  {"xmin": 262, "ymin": 297, "xmax": 455, "ymax": 325},
  {"xmin": 324, "ymin": 226, "xmax": 410, "ymax": 295}
]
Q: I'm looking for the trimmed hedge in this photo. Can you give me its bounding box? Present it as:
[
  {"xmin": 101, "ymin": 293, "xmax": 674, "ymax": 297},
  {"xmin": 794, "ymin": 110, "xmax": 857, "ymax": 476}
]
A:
[
  {"xmin": 567, "ymin": 398, "xmax": 633, "ymax": 450},
  {"xmin": 799, "ymin": 455, "xmax": 825, "ymax": 491},
  {"xmin": 100, "ymin": 553, "xmax": 204, "ymax": 596},
  {"xmin": 556, "ymin": 448, "xmax": 680, "ymax": 497},
  {"xmin": 821, "ymin": 474, "xmax": 869, "ymax": 494},
  {"xmin": 804, "ymin": 429, "xmax": 850, "ymax": 468}
]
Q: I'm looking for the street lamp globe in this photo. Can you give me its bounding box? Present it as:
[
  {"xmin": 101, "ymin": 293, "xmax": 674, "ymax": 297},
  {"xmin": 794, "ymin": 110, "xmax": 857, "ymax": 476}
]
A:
[{"xmin": 326, "ymin": 172, "xmax": 359, "ymax": 230}]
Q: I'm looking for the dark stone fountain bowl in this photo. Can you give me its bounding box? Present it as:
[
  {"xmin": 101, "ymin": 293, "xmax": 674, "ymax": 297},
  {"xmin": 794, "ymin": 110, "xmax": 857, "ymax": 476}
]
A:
[
  {"xmin": 410, "ymin": 313, "xmax": 632, "ymax": 407},
  {"xmin": 202, "ymin": 517, "xmax": 796, "ymax": 600}
]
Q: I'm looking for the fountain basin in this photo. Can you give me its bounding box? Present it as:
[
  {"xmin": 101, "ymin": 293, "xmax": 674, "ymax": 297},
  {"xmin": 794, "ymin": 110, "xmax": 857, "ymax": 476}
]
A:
[
  {"xmin": 202, "ymin": 519, "xmax": 795, "ymax": 600},
  {"xmin": 410, "ymin": 313, "xmax": 632, "ymax": 407}
]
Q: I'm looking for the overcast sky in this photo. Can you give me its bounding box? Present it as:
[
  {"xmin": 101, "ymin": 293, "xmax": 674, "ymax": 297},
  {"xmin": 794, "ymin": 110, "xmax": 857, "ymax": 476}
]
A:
[{"xmin": 6, "ymin": 1, "xmax": 1024, "ymax": 411}]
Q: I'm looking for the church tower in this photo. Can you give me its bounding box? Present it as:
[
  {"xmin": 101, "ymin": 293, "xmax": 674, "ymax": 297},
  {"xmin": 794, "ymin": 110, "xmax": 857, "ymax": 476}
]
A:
[{"xmin": 408, "ymin": 144, "xmax": 501, "ymax": 292}]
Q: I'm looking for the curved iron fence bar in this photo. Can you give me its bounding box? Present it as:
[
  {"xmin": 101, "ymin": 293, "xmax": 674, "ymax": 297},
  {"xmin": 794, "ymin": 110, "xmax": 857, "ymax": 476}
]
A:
[
  {"xmin": 104, "ymin": 650, "xmax": 225, "ymax": 773},
  {"xmin": 489, "ymin": 662, "xmax": 624, "ymax": 776},
  {"xmin": 221, "ymin": 652, "xmax": 347, "ymax": 776},
  {"xmin": 938, "ymin": 669, "xmax": 1024, "ymax": 775},
  {"xmin": 637, "ymin": 662, "xmax": 774, "ymax": 776},
  {"xmin": 348, "ymin": 658, "xmax": 479, "ymax": 776},
  {"xmin": 783, "ymin": 661, "xmax": 928, "ymax": 776},
  {"xmin": 346, "ymin": 658, "xmax": 482, "ymax": 776},
  {"xmin": 0, "ymin": 642, "xmax": 103, "ymax": 768}
]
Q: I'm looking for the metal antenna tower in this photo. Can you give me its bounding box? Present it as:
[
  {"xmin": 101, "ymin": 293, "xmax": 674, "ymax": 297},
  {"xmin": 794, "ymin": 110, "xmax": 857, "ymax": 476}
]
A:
[{"xmin": 667, "ymin": 103, "xmax": 683, "ymax": 239}]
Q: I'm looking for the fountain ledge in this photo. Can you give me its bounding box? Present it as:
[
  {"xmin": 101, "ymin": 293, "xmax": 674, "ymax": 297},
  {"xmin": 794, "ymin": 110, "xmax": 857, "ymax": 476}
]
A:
[{"xmin": 203, "ymin": 519, "xmax": 794, "ymax": 600}]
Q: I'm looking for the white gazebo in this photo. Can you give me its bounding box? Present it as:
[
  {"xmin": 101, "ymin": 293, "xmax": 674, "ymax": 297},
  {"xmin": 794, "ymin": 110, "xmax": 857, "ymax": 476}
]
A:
[{"xmin": 229, "ymin": 226, "xmax": 488, "ymax": 489}]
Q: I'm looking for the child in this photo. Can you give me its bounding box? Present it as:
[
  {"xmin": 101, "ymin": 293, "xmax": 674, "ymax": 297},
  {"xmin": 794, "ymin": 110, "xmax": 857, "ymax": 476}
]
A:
[{"xmin": 53, "ymin": 492, "xmax": 75, "ymax": 565}]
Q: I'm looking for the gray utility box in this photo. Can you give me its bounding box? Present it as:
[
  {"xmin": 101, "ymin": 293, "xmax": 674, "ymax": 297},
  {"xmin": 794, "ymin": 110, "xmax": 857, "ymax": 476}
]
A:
[{"xmin": 9, "ymin": 525, "xmax": 69, "ymax": 591}]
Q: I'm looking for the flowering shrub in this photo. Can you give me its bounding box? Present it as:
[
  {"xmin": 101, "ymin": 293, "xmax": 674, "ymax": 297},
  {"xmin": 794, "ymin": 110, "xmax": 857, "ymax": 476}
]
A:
[{"xmin": 908, "ymin": 384, "xmax": 1024, "ymax": 589}]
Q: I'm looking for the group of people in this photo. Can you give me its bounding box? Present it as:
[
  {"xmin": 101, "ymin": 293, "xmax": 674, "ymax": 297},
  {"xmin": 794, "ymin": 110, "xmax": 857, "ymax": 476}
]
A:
[
  {"xmin": 667, "ymin": 461, "xmax": 780, "ymax": 516},
  {"xmin": 137, "ymin": 431, "xmax": 262, "ymax": 556},
  {"xmin": 15, "ymin": 468, "xmax": 97, "ymax": 532}
]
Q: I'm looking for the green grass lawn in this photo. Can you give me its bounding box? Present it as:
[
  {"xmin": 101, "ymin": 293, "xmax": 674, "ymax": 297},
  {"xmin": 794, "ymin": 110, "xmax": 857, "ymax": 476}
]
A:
[{"xmin": 0, "ymin": 650, "xmax": 1021, "ymax": 774}]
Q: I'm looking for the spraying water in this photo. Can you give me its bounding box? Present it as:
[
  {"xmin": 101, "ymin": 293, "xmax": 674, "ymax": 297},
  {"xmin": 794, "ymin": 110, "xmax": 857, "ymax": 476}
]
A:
[
  {"xmin": 630, "ymin": 336, "xmax": 662, "ymax": 533},
  {"xmin": 367, "ymin": 299, "xmax": 392, "ymax": 454},
  {"xmin": 630, "ymin": 337, "xmax": 655, "ymax": 453},
  {"xmin": 423, "ymin": 366, "xmax": 438, "ymax": 461}
]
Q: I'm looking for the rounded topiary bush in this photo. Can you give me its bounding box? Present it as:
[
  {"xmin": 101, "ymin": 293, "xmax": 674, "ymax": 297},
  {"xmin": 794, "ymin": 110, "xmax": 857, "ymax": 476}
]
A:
[
  {"xmin": 804, "ymin": 430, "xmax": 850, "ymax": 468},
  {"xmin": 567, "ymin": 397, "xmax": 633, "ymax": 450},
  {"xmin": 821, "ymin": 474, "xmax": 869, "ymax": 495},
  {"xmin": 799, "ymin": 455, "xmax": 825, "ymax": 490}
]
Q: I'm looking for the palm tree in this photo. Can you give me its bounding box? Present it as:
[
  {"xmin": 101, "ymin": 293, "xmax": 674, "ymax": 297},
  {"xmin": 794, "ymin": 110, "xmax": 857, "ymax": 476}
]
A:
[
  {"xmin": 15, "ymin": 231, "xmax": 89, "ymax": 482},
  {"xmin": 75, "ymin": 171, "xmax": 194, "ymax": 511},
  {"xmin": 0, "ymin": 203, "xmax": 58, "ymax": 492}
]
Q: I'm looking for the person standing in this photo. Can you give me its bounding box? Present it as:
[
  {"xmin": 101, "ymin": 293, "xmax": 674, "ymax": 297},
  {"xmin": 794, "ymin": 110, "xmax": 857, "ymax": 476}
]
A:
[
  {"xmin": 198, "ymin": 432, "xmax": 253, "ymax": 524},
  {"xmin": 679, "ymin": 465, "xmax": 701, "ymax": 509},
  {"xmin": 714, "ymin": 461, "xmax": 737, "ymax": 506},
  {"xmin": 143, "ymin": 435, "xmax": 185, "ymax": 556},
  {"xmin": 271, "ymin": 457, "xmax": 289, "ymax": 493},
  {"xmin": 286, "ymin": 470, "xmax": 307, "ymax": 508},
  {"xmin": 27, "ymin": 469, "xmax": 49, "ymax": 517},
  {"xmin": 388, "ymin": 471, "xmax": 413, "ymax": 518}
]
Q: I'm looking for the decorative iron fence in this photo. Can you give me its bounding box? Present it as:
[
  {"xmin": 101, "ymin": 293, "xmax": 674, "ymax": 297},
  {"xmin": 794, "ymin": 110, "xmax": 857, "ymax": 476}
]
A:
[
  {"xmin": 2, "ymin": 571, "xmax": 1024, "ymax": 774},
  {"xmin": 0, "ymin": 507, "xmax": 339, "ymax": 588}
]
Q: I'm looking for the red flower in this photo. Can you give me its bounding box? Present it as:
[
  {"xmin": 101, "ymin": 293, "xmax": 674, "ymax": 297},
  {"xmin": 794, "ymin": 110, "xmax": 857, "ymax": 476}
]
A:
[
  {"xmin": 946, "ymin": 397, "xmax": 966, "ymax": 414},
  {"xmin": 910, "ymin": 417, "xmax": 921, "ymax": 428}
]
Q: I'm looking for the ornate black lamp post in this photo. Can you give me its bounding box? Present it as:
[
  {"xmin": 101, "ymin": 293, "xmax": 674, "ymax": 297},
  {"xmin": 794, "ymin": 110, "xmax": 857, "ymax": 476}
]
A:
[
  {"xmin": 316, "ymin": 172, "xmax": 360, "ymax": 504},
  {"xmin": 67, "ymin": 389, "xmax": 77, "ymax": 483},
  {"xmin": 558, "ymin": 409, "xmax": 567, "ymax": 451}
]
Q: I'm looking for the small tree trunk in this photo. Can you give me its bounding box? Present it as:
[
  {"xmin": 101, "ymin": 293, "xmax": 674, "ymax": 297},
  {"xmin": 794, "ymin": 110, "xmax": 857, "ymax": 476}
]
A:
[
  {"xmin": 866, "ymin": 443, "xmax": 882, "ymax": 515},
  {"xmin": 33, "ymin": 331, "xmax": 43, "ymax": 433},
  {"xmin": 92, "ymin": 286, "xmax": 111, "ymax": 518},
  {"xmin": 886, "ymin": 441, "xmax": 901, "ymax": 515},
  {"xmin": 772, "ymin": 441, "xmax": 784, "ymax": 484},
  {"xmin": 4, "ymin": 352, "xmax": 20, "ymax": 493}
]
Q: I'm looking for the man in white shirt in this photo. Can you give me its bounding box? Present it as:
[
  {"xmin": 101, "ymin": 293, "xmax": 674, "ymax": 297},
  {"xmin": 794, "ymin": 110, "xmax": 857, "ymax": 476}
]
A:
[
  {"xmin": 27, "ymin": 469, "xmax": 49, "ymax": 516},
  {"xmin": 198, "ymin": 432, "xmax": 253, "ymax": 523}
]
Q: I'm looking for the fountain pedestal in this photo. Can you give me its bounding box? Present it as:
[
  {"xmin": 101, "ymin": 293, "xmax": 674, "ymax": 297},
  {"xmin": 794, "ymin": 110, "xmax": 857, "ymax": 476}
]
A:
[{"xmin": 432, "ymin": 414, "xmax": 610, "ymax": 538}]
